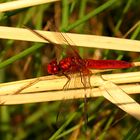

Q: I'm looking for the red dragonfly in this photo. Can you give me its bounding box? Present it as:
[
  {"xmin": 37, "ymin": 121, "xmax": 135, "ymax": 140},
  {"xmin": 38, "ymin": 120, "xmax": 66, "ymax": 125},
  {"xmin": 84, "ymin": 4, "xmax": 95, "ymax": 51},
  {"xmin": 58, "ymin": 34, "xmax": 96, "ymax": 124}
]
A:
[
  {"xmin": 26, "ymin": 27, "xmax": 134, "ymax": 90},
  {"xmin": 47, "ymin": 57, "xmax": 133, "ymax": 89}
]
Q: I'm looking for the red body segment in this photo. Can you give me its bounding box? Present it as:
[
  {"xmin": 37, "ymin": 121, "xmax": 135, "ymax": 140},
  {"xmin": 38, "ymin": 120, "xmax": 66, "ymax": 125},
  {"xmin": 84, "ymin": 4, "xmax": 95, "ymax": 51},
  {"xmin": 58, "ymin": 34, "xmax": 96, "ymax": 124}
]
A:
[
  {"xmin": 59, "ymin": 57, "xmax": 85, "ymax": 73},
  {"xmin": 85, "ymin": 59, "xmax": 133, "ymax": 69}
]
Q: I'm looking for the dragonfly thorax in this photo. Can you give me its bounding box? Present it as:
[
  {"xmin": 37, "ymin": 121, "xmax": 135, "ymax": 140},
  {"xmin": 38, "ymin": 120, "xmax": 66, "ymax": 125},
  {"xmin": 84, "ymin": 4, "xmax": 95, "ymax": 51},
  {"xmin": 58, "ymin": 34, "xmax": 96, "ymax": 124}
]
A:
[
  {"xmin": 59, "ymin": 57, "xmax": 85, "ymax": 73},
  {"xmin": 59, "ymin": 57, "xmax": 72, "ymax": 72}
]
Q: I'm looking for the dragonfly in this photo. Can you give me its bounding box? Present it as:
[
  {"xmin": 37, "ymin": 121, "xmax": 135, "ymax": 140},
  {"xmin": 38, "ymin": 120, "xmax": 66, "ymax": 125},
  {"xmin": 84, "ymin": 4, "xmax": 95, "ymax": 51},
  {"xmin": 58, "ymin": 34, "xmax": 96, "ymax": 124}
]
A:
[{"xmin": 26, "ymin": 27, "xmax": 134, "ymax": 90}]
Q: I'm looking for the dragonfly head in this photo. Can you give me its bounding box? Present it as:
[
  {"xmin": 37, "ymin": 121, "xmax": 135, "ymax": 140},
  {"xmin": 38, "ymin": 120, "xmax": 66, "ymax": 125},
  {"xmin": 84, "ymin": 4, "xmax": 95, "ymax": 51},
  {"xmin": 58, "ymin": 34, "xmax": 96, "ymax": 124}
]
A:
[{"xmin": 47, "ymin": 60, "xmax": 60, "ymax": 74}]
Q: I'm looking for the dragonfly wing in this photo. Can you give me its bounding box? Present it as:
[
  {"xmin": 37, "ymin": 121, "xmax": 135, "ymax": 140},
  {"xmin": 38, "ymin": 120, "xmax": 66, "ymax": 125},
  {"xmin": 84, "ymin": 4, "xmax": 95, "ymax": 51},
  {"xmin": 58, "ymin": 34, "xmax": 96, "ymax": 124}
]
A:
[
  {"xmin": 80, "ymin": 68, "xmax": 92, "ymax": 89},
  {"xmin": 25, "ymin": 26, "xmax": 66, "ymax": 63},
  {"xmin": 59, "ymin": 33, "xmax": 82, "ymax": 59}
]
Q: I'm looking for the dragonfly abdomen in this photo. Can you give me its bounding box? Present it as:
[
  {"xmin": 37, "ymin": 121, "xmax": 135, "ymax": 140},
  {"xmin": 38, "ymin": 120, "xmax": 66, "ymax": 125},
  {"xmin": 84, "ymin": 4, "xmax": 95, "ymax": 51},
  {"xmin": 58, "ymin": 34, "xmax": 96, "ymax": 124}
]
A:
[{"xmin": 85, "ymin": 59, "xmax": 133, "ymax": 69}]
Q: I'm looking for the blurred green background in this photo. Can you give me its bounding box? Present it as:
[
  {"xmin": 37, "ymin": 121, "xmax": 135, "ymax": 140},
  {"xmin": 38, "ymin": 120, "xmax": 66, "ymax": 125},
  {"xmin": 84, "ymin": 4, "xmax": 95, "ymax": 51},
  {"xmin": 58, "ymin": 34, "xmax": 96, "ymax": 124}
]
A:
[{"xmin": 0, "ymin": 0, "xmax": 140, "ymax": 139}]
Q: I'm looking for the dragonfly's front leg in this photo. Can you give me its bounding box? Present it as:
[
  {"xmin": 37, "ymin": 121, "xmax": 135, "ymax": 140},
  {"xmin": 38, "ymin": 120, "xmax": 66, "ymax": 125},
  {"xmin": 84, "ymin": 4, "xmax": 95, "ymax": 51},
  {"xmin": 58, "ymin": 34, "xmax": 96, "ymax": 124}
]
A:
[
  {"xmin": 62, "ymin": 72, "xmax": 71, "ymax": 90},
  {"xmin": 80, "ymin": 72, "xmax": 86, "ymax": 89}
]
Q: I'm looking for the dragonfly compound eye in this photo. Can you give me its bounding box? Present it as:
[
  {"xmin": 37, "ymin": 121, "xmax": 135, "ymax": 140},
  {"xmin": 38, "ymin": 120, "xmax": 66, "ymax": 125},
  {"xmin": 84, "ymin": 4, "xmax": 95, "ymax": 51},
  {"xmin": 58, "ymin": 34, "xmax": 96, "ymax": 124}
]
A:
[{"xmin": 47, "ymin": 60, "xmax": 59, "ymax": 74}]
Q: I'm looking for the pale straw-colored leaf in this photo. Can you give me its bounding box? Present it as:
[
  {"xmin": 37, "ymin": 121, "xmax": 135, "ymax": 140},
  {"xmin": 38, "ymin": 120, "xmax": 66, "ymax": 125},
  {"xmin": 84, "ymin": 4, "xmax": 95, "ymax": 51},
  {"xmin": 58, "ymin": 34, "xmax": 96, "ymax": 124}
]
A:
[
  {"xmin": 0, "ymin": 83, "xmax": 140, "ymax": 105},
  {"xmin": 0, "ymin": 0, "xmax": 60, "ymax": 12},
  {"xmin": 100, "ymin": 81, "xmax": 140, "ymax": 120},
  {"xmin": 0, "ymin": 26, "xmax": 140, "ymax": 52},
  {"xmin": 0, "ymin": 71, "xmax": 140, "ymax": 95}
]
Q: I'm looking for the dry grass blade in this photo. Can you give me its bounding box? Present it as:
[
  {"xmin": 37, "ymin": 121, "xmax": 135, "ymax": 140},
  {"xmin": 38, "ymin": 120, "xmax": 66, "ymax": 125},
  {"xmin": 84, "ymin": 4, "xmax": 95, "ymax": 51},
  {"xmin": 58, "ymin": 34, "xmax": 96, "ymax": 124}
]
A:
[
  {"xmin": 123, "ymin": 20, "xmax": 140, "ymax": 38},
  {"xmin": 0, "ymin": 0, "xmax": 60, "ymax": 12},
  {"xmin": 1, "ymin": 71, "xmax": 140, "ymax": 95},
  {"xmin": 0, "ymin": 26, "xmax": 140, "ymax": 52},
  {"xmin": 0, "ymin": 84, "xmax": 140, "ymax": 105},
  {"xmin": 100, "ymin": 81, "xmax": 140, "ymax": 120}
]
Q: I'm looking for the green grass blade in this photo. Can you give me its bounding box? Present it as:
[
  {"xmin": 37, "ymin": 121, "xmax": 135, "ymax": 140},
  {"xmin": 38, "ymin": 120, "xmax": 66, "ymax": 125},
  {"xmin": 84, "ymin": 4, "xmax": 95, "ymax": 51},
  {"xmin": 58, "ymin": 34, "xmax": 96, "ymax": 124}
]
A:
[{"xmin": 63, "ymin": 0, "xmax": 118, "ymax": 31}]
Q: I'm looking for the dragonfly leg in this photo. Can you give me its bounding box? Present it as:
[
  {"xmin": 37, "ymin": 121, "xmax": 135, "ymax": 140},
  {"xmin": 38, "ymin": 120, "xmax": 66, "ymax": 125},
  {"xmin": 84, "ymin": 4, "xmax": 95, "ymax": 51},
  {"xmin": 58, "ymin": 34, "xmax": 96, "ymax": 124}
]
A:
[
  {"xmin": 80, "ymin": 72, "xmax": 87, "ymax": 89},
  {"xmin": 88, "ymin": 73, "xmax": 92, "ymax": 89},
  {"xmin": 62, "ymin": 72, "xmax": 71, "ymax": 90},
  {"xmin": 80, "ymin": 69, "xmax": 92, "ymax": 89}
]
